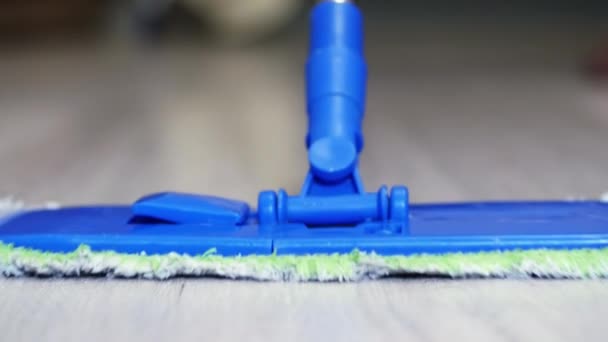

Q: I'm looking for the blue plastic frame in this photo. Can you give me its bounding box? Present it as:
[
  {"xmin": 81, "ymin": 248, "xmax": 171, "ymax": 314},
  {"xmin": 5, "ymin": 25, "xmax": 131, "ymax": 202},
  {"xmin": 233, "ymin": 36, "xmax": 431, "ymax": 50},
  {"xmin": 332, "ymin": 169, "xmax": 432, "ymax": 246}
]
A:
[{"xmin": 1, "ymin": 201, "xmax": 608, "ymax": 256}]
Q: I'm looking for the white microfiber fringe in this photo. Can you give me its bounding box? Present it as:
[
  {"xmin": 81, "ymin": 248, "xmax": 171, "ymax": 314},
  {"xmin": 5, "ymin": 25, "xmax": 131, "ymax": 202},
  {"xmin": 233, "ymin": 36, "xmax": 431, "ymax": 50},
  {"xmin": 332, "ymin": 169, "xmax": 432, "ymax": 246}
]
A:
[
  {"xmin": 0, "ymin": 196, "xmax": 60, "ymax": 216},
  {"xmin": 0, "ymin": 197, "xmax": 25, "ymax": 215}
]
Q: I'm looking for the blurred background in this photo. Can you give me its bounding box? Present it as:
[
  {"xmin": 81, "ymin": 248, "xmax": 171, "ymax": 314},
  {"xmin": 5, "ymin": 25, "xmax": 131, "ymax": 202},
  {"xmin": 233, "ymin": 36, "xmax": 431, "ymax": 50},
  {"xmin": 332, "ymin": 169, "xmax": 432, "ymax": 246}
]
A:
[{"xmin": 1, "ymin": 0, "xmax": 608, "ymax": 205}]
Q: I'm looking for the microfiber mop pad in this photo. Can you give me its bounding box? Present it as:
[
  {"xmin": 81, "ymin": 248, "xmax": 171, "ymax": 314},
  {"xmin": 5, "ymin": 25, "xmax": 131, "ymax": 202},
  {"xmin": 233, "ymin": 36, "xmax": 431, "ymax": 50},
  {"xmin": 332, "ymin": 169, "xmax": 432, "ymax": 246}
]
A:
[
  {"xmin": 2, "ymin": 199, "xmax": 608, "ymax": 281},
  {"xmin": 4, "ymin": 243, "xmax": 608, "ymax": 281}
]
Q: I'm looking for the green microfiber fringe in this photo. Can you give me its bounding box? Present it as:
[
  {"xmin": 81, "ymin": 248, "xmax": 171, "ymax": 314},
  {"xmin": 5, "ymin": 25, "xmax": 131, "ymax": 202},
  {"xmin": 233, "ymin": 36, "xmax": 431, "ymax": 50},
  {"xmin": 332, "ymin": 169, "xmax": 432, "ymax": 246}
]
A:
[{"xmin": 1, "ymin": 243, "xmax": 608, "ymax": 281}]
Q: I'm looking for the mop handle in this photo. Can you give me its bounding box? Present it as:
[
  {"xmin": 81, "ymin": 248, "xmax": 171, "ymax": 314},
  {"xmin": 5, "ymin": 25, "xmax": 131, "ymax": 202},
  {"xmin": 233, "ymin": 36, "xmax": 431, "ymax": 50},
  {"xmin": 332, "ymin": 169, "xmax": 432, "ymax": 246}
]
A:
[{"xmin": 306, "ymin": 0, "xmax": 366, "ymax": 183}]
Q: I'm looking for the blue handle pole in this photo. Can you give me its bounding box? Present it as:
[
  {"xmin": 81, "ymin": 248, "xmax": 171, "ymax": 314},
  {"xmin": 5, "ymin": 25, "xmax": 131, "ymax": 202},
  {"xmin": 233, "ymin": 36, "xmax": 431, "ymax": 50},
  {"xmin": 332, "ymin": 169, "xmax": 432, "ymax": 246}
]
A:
[
  {"xmin": 306, "ymin": 0, "xmax": 367, "ymax": 182},
  {"xmin": 256, "ymin": 1, "xmax": 409, "ymax": 228}
]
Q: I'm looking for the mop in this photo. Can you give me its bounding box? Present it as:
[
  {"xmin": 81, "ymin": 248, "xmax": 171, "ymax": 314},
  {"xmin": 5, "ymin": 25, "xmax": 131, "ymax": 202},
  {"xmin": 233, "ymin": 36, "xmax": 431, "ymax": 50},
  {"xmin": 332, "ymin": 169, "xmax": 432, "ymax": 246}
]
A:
[{"xmin": 1, "ymin": 0, "xmax": 608, "ymax": 281}]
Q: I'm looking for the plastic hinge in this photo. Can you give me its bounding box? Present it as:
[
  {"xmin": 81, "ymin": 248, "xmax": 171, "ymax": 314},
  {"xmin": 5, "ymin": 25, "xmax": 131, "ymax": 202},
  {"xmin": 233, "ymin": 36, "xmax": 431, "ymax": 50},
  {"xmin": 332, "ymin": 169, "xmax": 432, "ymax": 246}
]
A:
[{"xmin": 258, "ymin": 185, "xmax": 409, "ymax": 228}]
